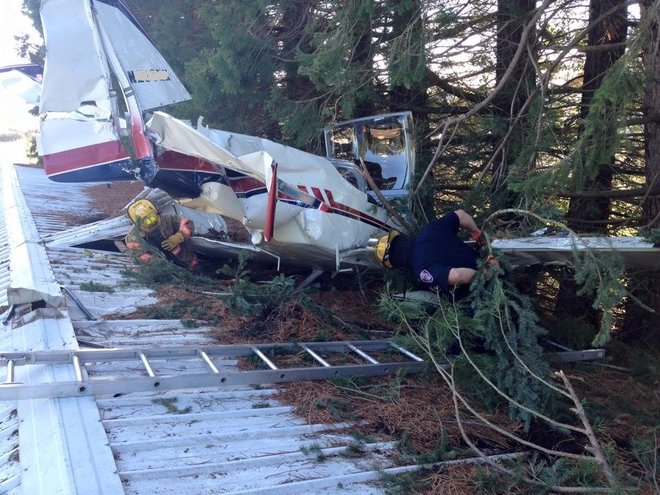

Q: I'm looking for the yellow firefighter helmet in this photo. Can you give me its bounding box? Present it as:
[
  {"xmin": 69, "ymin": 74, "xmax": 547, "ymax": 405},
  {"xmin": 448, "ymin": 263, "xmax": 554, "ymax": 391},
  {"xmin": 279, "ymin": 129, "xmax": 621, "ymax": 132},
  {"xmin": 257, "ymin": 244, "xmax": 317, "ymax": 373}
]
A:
[
  {"xmin": 127, "ymin": 199, "xmax": 160, "ymax": 232},
  {"xmin": 374, "ymin": 229, "xmax": 400, "ymax": 269}
]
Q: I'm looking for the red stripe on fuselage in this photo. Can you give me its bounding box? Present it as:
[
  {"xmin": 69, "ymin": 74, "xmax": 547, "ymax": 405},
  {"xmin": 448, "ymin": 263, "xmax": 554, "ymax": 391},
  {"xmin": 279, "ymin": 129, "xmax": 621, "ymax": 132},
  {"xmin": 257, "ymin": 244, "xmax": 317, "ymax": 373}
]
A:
[
  {"xmin": 156, "ymin": 150, "xmax": 222, "ymax": 174},
  {"xmin": 43, "ymin": 141, "xmax": 130, "ymax": 175},
  {"xmin": 227, "ymin": 175, "xmax": 266, "ymax": 194},
  {"xmin": 324, "ymin": 190, "xmax": 390, "ymax": 230}
]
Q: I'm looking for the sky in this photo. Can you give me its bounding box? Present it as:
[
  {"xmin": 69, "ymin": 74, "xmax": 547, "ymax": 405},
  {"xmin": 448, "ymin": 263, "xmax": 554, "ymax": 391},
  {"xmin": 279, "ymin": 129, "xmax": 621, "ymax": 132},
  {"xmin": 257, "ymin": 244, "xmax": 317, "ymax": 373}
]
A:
[{"xmin": 0, "ymin": 0, "xmax": 41, "ymax": 67}]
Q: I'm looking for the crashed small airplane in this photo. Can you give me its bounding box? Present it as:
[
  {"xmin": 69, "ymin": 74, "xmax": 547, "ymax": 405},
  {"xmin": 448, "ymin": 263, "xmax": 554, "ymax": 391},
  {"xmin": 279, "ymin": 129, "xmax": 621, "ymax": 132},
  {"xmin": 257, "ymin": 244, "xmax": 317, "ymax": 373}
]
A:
[
  {"xmin": 37, "ymin": 0, "xmax": 416, "ymax": 272},
  {"xmin": 36, "ymin": 0, "xmax": 657, "ymax": 273}
]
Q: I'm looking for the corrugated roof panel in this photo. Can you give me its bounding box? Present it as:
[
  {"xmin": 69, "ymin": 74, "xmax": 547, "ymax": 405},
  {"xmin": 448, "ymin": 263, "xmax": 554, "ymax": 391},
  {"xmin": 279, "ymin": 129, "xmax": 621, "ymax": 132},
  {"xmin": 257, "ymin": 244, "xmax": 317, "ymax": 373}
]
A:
[
  {"xmin": 0, "ymin": 208, "xmax": 9, "ymax": 311},
  {"xmin": 4, "ymin": 163, "xmax": 409, "ymax": 494},
  {"xmin": 15, "ymin": 166, "xmax": 100, "ymax": 236},
  {"xmin": 0, "ymin": 160, "xmax": 19, "ymax": 495},
  {"xmin": 1, "ymin": 161, "xmax": 125, "ymax": 495},
  {"xmin": 0, "ymin": 403, "xmax": 20, "ymax": 494}
]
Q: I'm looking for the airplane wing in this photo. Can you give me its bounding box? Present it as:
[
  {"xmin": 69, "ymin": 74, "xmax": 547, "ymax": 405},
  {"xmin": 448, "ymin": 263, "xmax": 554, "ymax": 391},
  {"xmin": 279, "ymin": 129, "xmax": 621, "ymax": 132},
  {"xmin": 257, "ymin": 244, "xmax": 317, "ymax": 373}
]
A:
[{"xmin": 492, "ymin": 236, "xmax": 659, "ymax": 269}]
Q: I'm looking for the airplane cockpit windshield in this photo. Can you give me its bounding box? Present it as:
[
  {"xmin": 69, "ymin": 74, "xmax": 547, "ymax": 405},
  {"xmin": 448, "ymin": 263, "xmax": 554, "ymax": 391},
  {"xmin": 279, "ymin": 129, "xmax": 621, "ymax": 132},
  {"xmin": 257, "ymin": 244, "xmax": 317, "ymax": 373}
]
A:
[{"xmin": 324, "ymin": 112, "xmax": 414, "ymax": 198}]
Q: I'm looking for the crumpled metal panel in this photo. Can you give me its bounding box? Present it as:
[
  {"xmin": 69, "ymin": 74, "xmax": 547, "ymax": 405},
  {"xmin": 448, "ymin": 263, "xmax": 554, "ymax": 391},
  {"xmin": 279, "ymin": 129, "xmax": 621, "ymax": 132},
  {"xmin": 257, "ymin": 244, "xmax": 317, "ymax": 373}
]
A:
[
  {"xmin": 2, "ymin": 165, "xmax": 64, "ymax": 307},
  {"xmin": 1, "ymin": 160, "xmax": 124, "ymax": 494}
]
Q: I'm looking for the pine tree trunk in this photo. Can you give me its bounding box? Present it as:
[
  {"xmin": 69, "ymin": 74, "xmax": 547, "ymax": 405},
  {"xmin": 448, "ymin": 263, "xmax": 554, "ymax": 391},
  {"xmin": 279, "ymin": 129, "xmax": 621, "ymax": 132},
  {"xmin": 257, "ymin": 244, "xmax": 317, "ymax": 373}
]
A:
[
  {"xmin": 492, "ymin": 0, "xmax": 536, "ymax": 210},
  {"xmin": 566, "ymin": 0, "xmax": 627, "ymax": 234},
  {"xmin": 389, "ymin": 0, "xmax": 428, "ymax": 118},
  {"xmin": 556, "ymin": 0, "xmax": 628, "ymax": 330},
  {"xmin": 352, "ymin": 1, "xmax": 376, "ymax": 117},
  {"xmin": 641, "ymin": 1, "xmax": 660, "ymax": 230},
  {"xmin": 622, "ymin": 0, "xmax": 660, "ymax": 343}
]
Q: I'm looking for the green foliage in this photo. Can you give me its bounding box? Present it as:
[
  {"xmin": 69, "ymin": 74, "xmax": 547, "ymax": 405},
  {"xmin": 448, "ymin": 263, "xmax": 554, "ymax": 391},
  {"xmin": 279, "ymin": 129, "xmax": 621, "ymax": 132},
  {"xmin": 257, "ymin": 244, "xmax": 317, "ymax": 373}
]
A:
[
  {"xmin": 575, "ymin": 64, "xmax": 643, "ymax": 186},
  {"xmin": 631, "ymin": 434, "xmax": 660, "ymax": 488},
  {"xmin": 312, "ymin": 396, "xmax": 356, "ymax": 422},
  {"xmin": 299, "ymin": 443, "xmax": 328, "ymax": 462},
  {"xmin": 0, "ymin": 132, "xmax": 22, "ymax": 143},
  {"xmin": 295, "ymin": 0, "xmax": 378, "ymax": 119},
  {"xmin": 473, "ymin": 462, "xmax": 526, "ymax": 494},
  {"xmin": 182, "ymin": 0, "xmax": 280, "ymax": 135},
  {"xmin": 469, "ymin": 262, "xmax": 551, "ymax": 429},
  {"xmin": 216, "ymin": 254, "xmax": 297, "ymax": 315},
  {"xmin": 139, "ymin": 298, "xmax": 214, "ymax": 322},
  {"xmin": 572, "ymin": 251, "xmax": 627, "ymax": 346},
  {"xmin": 341, "ymin": 441, "xmax": 367, "ymax": 458},
  {"xmin": 531, "ymin": 456, "xmax": 607, "ymax": 490},
  {"xmin": 381, "ymin": 469, "xmax": 427, "ymax": 495},
  {"xmin": 25, "ymin": 135, "xmax": 40, "ymax": 164},
  {"xmin": 266, "ymin": 93, "xmax": 326, "ymax": 151},
  {"xmin": 79, "ymin": 281, "xmax": 114, "ymax": 293},
  {"xmin": 641, "ymin": 228, "xmax": 660, "ymax": 245},
  {"xmin": 387, "ymin": 2, "xmax": 427, "ymax": 91},
  {"xmin": 152, "ymin": 397, "xmax": 192, "ymax": 415},
  {"xmin": 396, "ymin": 427, "xmax": 457, "ymax": 465},
  {"xmin": 379, "ymin": 260, "xmax": 551, "ymax": 430},
  {"xmin": 122, "ymin": 258, "xmax": 216, "ymax": 289}
]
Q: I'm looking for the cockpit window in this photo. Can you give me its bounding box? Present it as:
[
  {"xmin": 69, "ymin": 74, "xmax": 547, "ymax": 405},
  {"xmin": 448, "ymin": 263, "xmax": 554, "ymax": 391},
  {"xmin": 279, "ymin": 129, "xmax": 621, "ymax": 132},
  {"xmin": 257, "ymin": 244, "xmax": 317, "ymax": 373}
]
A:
[{"xmin": 325, "ymin": 112, "xmax": 414, "ymax": 193}]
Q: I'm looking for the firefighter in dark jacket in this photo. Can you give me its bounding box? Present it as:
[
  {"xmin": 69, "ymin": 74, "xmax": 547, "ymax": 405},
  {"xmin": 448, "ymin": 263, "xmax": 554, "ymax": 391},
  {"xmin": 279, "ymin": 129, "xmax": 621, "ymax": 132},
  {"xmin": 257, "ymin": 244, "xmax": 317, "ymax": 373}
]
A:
[
  {"xmin": 125, "ymin": 199, "xmax": 198, "ymax": 271},
  {"xmin": 374, "ymin": 209, "xmax": 488, "ymax": 300}
]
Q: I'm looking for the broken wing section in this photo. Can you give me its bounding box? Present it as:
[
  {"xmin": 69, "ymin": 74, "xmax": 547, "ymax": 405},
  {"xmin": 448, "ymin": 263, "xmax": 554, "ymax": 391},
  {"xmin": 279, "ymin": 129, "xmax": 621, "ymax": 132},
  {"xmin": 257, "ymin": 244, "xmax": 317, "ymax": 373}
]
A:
[
  {"xmin": 93, "ymin": 0, "xmax": 191, "ymax": 111},
  {"xmin": 39, "ymin": 0, "xmax": 136, "ymax": 182}
]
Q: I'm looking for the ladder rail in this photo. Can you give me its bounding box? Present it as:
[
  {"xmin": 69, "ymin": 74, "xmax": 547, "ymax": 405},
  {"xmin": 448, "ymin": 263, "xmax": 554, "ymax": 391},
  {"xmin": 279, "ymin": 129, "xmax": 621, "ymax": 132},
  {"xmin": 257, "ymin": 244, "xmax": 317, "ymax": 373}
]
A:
[
  {"xmin": 0, "ymin": 340, "xmax": 405, "ymax": 365},
  {"xmin": 0, "ymin": 339, "xmax": 607, "ymax": 401},
  {"xmin": 0, "ymin": 360, "xmax": 428, "ymax": 401}
]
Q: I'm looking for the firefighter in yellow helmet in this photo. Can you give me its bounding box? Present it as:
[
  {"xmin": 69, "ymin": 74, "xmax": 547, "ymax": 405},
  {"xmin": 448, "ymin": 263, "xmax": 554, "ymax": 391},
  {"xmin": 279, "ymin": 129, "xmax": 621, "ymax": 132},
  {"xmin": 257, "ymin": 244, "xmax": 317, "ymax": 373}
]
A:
[
  {"xmin": 125, "ymin": 199, "xmax": 198, "ymax": 270},
  {"xmin": 374, "ymin": 210, "xmax": 490, "ymax": 301}
]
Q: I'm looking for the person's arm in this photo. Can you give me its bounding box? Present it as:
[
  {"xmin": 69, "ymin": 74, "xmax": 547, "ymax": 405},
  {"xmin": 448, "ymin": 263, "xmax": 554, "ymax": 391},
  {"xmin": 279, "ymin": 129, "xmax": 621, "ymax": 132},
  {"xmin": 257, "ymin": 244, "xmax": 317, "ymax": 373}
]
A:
[
  {"xmin": 162, "ymin": 216, "xmax": 194, "ymax": 251},
  {"xmin": 454, "ymin": 209, "xmax": 479, "ymax": 234},
  {"xmin": 177, "ymin": 217, "xmax": 194, "ymax": 238},
  {"xmin": 454, "ymin": 209, "xmax": 486, "ymax": 246},
  {"xmin": 447, "ymin": 267, "xmax": 478, "ymax": 286},
  {"xmin": 125, "ymin": 229, "xmax": 157, "ymax": 263}
]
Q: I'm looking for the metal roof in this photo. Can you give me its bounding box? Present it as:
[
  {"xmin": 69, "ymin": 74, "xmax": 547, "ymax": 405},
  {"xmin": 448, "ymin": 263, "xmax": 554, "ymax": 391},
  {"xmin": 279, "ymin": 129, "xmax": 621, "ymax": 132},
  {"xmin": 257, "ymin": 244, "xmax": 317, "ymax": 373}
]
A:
[{"xmin": 1, "ymin": 156, "xmax": 418, "ymax": 494}]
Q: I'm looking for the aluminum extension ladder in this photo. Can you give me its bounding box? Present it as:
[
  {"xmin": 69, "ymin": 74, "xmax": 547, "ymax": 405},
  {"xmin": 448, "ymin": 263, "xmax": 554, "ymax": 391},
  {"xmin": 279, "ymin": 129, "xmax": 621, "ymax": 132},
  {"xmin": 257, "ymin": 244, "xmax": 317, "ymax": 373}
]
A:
[{"xmin": 0, "ymin": 340, "xmax": 426, "ymax": 400}]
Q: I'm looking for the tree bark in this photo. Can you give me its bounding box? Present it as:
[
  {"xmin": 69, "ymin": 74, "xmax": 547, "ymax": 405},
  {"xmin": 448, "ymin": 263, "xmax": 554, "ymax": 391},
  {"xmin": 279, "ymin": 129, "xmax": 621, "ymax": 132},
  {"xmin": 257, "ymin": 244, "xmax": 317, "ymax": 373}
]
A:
[
  {"xmin": 566, "ymin": 0, "xmax": 628, "ymax": 234},
  {"xmin": 558, "ymin": 0, "xmax": 628, "ymax": 331},
  {"xmin": 622, "ymin": 0, "xmax": 660, "ymax": 343},
  {"xmin": 491, "ymin": 0, "xmax": 537, "ymax": 210}
]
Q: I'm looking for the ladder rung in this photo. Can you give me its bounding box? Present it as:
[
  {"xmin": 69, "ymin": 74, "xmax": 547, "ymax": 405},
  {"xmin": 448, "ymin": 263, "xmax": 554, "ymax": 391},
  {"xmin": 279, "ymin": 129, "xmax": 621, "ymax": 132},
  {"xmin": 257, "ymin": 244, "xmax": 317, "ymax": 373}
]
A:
[
  {"xmin": 139, "ymin": 352, "xmax": 156, "ymax": 377},
  {"xmin": 347, "ymin": 344, "xmax": 379, "ymax": 364},
  {"xmin": 390, "ymin": 343, "xmax": 424, "ymax": 362},
  {"xmin": 72, "ymin": 354, "xmax": 84, "ymax": 382},
  {"xmin": 302, "ymin": 345, "xmax": 331, "ymax": 367},
  {"xmin": 252, "ymin": 347, "xmax": 278, "ymax": 370},
  {"xmin": 5, "ymin": 360, "xmax": 15, "ymax": 384},
  {"xmin": 198, "ymin": 350, "xmax": 219, "ymax": 374}
]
